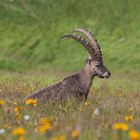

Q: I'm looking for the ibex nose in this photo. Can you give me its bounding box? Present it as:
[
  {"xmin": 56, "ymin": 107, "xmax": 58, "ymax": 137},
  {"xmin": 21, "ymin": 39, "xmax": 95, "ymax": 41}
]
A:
[{"xmin": 103, "ymin": 72, "xmax": 111, "ymax": 78}]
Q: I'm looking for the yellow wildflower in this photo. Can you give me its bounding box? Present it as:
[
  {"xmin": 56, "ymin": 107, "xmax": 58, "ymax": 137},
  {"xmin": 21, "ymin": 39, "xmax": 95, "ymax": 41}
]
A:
[
  {"xmin": 79, "ymin": 107, "xmax": 84, "ymax": 112},
  {"xmin": 51, "ymin": 135, "xmax": 66, "ymax": 140},
  {"xmin": 38, "ymin": 122, "xmax": 52, "ymax": 133},
  {"xmin": 14, "ymin": 106, "xmax": 24, "ymax": 119},
  {"xmin": 14, "ymin": 106, "xmax": 24, "ymax": 112},
  {"xmin": 71, "ymin": 129, "xmax": 80, "ymax": 138},
  {"xmin": 38, "ymin": 117, "xmax": 52, "ymax": 133},
  {"xmin": 125, "ymin": 115, "xmax": 133, "ymax": 122},
  {"xmin": 39, "ymin": 117, "xmax": 51, "ymax": 125},
  {"xmin": 129, "ymin": 130, "xmax": 140, "ymax": 140},
  {"xmin": 16, "ymin": 112, "xmax": 21, "ymax": 119},
  {"xmin": 84, "ymin": 101, "xmax": 89, "ymax": 106},
  {"xmin": 0, "ymin": 100, "xmax": 5, "ymax": 105},
  {"xmin": 25, "ymin": 99, "xmax": 37, "ymax": 106},
  {"xmin": 12, "ymin": 127, "xmax": 26, "ymax": 136},
  {"xmin": 113, "ymin": 122, "xmax": 128, "ymax": 131},
  {"xmin": 13, "ymin": 101, "xmax": 17, "ymax": 105}
]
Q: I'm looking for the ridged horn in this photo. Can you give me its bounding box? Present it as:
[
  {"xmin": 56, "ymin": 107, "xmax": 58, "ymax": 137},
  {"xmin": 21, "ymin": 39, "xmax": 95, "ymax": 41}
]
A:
[
  {"xmin": 61, "ymin": 33, "xmax": 98, "ymax": 59},
  {"xmin": 72, "ymin": 28, "xmax": 102, "ymax": 61}
]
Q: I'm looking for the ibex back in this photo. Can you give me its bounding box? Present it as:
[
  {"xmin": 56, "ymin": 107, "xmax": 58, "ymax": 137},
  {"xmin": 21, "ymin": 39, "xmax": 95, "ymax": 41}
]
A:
[{"xmin": 25, "ymin": 28, "xmax": 111, "ymax": 103}]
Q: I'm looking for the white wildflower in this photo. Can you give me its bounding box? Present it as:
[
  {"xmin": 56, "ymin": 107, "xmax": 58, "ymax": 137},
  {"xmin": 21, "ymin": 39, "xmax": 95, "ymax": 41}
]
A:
[
  {"xmin": 0, "ymin": 128, "xmax": 5, "ymax": 134},
  {"xmin": 24, "ymin": 115, "xmax": 30, "ymax": 121},
  {"xmin": 94, "ymin": 108, "xmax": 100, "ymax": 115}
]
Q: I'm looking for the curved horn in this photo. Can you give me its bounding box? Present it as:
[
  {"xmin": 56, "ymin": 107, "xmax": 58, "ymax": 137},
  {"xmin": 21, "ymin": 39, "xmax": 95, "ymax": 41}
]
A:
[
  {"xmin": 72, "ymin": 28, "xmax": 102, "ymax": 61},
  {"xmin": 61, "ymin": 33, "xmax": 98, "ymax": 59}
]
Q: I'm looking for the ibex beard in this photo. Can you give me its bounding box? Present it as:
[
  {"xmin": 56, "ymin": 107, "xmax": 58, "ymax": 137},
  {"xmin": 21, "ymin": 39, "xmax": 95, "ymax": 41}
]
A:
[{"xmin": 25, "ymin": 28, "xmax": 111, "ymax": 104}]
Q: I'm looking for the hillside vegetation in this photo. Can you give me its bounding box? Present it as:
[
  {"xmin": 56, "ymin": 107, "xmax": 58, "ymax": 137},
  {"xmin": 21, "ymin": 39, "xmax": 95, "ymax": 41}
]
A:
[{"xmin": 0, "ymin": 0, "xmax": 139, "ymax": 73}]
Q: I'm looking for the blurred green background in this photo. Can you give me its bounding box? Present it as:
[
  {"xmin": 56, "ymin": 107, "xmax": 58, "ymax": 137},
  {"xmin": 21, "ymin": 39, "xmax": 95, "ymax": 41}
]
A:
[{"xmin": 0, "ymin": 0, "xmax": 139, "ymax": 74}]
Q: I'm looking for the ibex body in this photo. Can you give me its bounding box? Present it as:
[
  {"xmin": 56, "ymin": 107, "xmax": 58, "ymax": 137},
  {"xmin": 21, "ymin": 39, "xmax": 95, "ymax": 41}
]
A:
[{"xmin": 25, "ymin": 28, "xmax": 111, "ymax": 103}]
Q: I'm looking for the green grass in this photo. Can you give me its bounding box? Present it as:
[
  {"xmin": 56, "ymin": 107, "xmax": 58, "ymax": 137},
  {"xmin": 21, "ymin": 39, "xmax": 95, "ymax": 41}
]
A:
[
  {"xmin": 0, "ymin": 0, "xmax": 140, "ymax": 73},
  {"xmin": 0, "ymin": 71, "xmax": 140, "ymax": 140}
]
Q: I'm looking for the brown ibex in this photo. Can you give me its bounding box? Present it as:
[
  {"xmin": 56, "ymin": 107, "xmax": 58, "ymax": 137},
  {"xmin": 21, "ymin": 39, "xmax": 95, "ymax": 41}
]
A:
[{"xmin": 25, "ymin": 28, "xmax": 111, "ymax": 103}]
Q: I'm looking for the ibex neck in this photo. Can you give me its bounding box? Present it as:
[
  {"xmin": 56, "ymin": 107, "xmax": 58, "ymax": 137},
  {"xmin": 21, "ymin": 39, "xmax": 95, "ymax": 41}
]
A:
[{"xmin": 79, "ymin": 65, "xmax": 95, "ymax": 93}]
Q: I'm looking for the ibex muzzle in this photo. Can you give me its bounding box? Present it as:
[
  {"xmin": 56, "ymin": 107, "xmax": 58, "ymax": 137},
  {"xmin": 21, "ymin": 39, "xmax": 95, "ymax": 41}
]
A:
[
  {"xmin": 95, "ymin": 64, "xmax": 111, "ymax": 79},
  {"xmin": 25, "ymin": 28, "xmax": 111, "ymax": 103}
]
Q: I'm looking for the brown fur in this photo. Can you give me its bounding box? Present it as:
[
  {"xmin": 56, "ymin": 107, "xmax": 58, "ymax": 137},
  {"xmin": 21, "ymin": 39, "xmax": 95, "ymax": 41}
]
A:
[{"xmin": 25, "ymin": 28, "xmax": 111, "ymax": 103}]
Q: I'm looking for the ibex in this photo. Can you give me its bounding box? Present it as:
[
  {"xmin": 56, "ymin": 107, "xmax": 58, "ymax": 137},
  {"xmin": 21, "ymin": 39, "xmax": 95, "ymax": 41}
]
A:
[{"xmin": 25, "ymin": 28, "xmax": 111, "ymax": 103}]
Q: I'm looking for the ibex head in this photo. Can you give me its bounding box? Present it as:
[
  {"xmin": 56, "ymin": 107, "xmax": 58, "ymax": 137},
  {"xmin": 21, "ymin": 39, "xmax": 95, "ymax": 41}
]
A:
[
  {"xmin": 61, "ymin": 28, "xmax": 111, "ymax": 79},
  {"xmin": 85, "ymin": 56, "xmax": 111, "ymax": 78}
]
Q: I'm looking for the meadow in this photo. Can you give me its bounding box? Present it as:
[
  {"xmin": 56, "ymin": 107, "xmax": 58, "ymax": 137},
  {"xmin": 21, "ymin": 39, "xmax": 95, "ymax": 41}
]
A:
[
  {"xmin": 0, "ymin": 0, "xmax": 140, "ymax": 140},
  {"xmin": 0, "ymin": 71, "xmax": 140, "ymax": 140}
]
